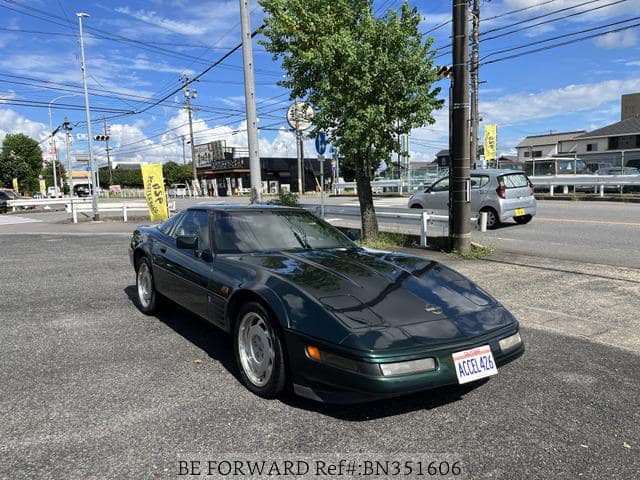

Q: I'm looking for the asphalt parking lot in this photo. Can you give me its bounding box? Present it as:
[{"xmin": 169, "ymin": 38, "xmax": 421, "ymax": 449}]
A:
[{"xmin": 1, "ymin": 233, "xmax": 638, "ymax": 480}]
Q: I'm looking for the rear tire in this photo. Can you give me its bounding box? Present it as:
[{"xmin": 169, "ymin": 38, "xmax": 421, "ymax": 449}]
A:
[
  {"xmin": 481, "ymin": 207, "xmax": 500, "ymax": 229},
  {"xmin": 135, "ymin": 257, "xmax": 158, "ymax": 314},
  {"xmin": 513, "ymin": 214, "xmax": 533, "ymax": 225},
  {"xmin": 234, "ymin": 301, "xmax": 287, "ymax": 399}
]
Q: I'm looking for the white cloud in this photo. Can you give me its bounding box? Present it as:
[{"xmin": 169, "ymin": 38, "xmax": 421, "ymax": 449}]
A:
[
  {"xmin": 0, "ymin": 108, "xmax": 49, "ymax": 143},
  {"xmin": 479, "ymin": 77, "xmax": 640, "ymax": 125},
  {"xmin": 595, "ymin": 30, "xmax": 638, "ymax": 49},
  {"xmin": 626, "ymin": 60, "xmax": 640, "ymax": 66},
  {"xmin": 113, "ymin": 2, "xmax": 240, "ymax": 38},
  {"xmin": 114, "ymin": 7, "xmax": 209, "ymax": 36}
]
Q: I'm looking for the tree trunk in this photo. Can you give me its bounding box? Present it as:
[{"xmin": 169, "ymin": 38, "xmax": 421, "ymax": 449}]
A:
[{"xmin": 354, "ymin": 153, "xmax": 379, "ymax": 241}]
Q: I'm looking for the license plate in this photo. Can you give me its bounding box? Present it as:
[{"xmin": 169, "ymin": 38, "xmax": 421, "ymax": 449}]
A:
[
  {"xmin": 515, "ymin": 208, "xmax": 525, "ymax": 216},
  {"xmin": 452, "ymin": 345, "xmax": 498, "ymax": 384}
]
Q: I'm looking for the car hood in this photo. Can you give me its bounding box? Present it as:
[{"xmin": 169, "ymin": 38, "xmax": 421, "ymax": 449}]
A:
[{"xmin": 237, "ymin": 248, "xmax": 515, "ymax": 351}]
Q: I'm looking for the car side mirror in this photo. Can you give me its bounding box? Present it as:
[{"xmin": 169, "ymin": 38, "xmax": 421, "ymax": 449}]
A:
[
  {"xmin": 345, "ymin": 229, "xmax": 361, "ymax": 241},
  {"xmin": 176, "ymin": 235, "xmax": 198, "ymax": 250}
]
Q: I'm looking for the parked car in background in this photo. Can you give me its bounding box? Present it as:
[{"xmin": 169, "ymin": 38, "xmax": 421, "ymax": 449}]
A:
[
  {"xmin": 408, "ymin": 169, "xmax": 537, "ymax": 229},
  {"xmin": 168, "ymin": 183, "xmax": 188, "ymax": 197},
  {"xmin": 0, "ymin": 189, "xmax": 12, "ymax": 213},
  {"xmin": 32, "ymin": 191, "xmax": 44, "ymax": 200},
  {"xmin": 586, "ymin": 161, "xmax": 613, "ymax": 173},
  {"xmin": 74, "ymin": 185, "xmax": 91, "ymax": 197},
  {"xmin": 595, "ymin": 167, "xmax": 640, "ymax": 175},
  {"xmin": 130, "ymin": 205, "xmax": 524, "ymax": 402},
  {"xmin": 595, "ymin": 166, "xmax": 640, "ymax": 192},
  {"xmin": 47, "ymin": 186, "xmax": 62, "ymax": 198}
]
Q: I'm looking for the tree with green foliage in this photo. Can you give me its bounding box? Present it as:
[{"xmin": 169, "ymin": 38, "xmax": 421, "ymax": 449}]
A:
[
  {"xmin": 99, "ymin": 166, "xmax": 143, "ymax": 188},
  {"xmin": 259, "ymin": 0, "xmax": 443, "ymax": 240},
  {"xmin": 162, "ymin": 161, "xmax": 193, "ymax": 186},
  {"xmin": 0, "ymin": 133, "xmax": 44, "ymax": 193}
]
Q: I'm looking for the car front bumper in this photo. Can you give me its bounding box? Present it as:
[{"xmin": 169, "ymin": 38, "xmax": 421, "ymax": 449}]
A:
[{"xmin": 285, "ymin": 326, "xmax": 525, "ymax": 404}]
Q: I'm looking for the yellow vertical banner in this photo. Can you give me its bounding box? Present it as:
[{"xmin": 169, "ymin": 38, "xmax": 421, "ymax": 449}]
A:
[
  {"xmin": 12, "ymin": 178, "xmax": 19, "ymax": 192},
  {"xmin": 483, "ymin": 124, "xmax": 497, "ymax": 161},
  {"xmin": 141, "ymin": 164, "xmax": 169, "ymax": 221},
  {"xmin": 39, "ymin": 179, "xmax": 46, "ymax": 195}
]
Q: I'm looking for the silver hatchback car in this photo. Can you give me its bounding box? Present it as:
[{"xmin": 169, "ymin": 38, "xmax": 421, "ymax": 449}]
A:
[{"xmin": 408, "ymin": 169, "xmax": 537, "ymax": 228}]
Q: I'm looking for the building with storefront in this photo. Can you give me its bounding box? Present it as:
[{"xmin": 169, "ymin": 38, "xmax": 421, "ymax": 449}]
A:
[{"xmin": 194, "ymin": 143, "xmax": 332, "ymax": 195}]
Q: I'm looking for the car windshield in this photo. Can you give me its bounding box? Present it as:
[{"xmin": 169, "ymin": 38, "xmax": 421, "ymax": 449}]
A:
[{"xmin": 214, "ymin": 210, "xmax": 355, "ymax": 253}]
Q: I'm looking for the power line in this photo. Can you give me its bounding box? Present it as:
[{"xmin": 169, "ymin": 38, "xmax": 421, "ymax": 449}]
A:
[
  {"xmin": 481, "ymin": 0, "xmax": 629, "ymax": 42},
  {"xmin": 433, "ymin": 0, "xmax": 627, "ymax": 58},
  {"xmin": 422, "ymin": 0, "xmax": 561, "ymax": 36},
  {"xmin": 481, "ymin": 20, "xmax": 640, "ymax": 65},
  {"xmin": 482, "ymin": 0, "xmax": 559, "ymax": 23},
  {"xmin": 481, "ymin": 0, "xmax": 617, "ymax": 36},
  {"xmin": 481, "ymin": 15, "xmax": 640, "ymax": 60}
]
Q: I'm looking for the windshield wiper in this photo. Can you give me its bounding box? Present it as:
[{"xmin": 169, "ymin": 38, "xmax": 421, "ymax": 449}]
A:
[{"xmin": 292, "ymin": 230, "xmax": 310, "ymax": 249}]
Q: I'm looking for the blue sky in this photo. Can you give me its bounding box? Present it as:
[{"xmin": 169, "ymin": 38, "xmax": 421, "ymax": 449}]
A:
[{"xmin": 0, "ymin": 0, "xmax": 639, "ymax": 167}]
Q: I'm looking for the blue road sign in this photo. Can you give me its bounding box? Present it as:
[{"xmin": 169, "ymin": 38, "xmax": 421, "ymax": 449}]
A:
[{"xmin": 315, "ymin": 132, "xmax": 327, "ymax": 155}]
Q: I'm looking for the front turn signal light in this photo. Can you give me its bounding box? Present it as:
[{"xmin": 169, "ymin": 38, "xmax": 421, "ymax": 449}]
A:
[{"xmin": 305, "ymin": 345, "xmax": 322, "ymax": 361}]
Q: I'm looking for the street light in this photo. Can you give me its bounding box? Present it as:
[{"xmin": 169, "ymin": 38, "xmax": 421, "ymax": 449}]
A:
[
  {"xmin": 48, "ymin": 94, "xmax": 80, "ymax": 195},
  {"xmin": 77, "ymin": 12, "xmax": 100, "ymax": 221}
]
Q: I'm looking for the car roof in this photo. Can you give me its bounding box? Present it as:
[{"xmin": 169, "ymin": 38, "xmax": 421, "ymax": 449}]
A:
[
  {"xmin": 187, "ymin": 204, "xmax": 301, "ymax": 212},
  {"xmin": 470, "ymin": 168, "xmax": 524, "ymax": 176}
]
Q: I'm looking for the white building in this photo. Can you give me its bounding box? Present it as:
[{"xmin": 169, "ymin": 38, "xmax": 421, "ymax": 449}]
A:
[
  {"xmin": 555, "ymin": 116, "xmax": 640, "ymax": 167},
  {"xmin": 515, "ymin": 131, "xmax": 585, "ymax": 163}
]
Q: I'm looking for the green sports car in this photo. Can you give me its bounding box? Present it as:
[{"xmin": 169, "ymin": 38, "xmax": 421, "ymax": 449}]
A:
[{"xmin": 130, "ymin": 205, "xmax": 524, "ymax": 403}]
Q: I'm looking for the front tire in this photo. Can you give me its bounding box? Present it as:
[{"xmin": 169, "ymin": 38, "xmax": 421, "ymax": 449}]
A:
[
  {"xmin": 234, "ymin": 302, "xmax": 287, "ymax": 399},
  {"xmin": 514, "ymin": 214, "xmax": 533, "ymax": 225},
  {"xmin": 136, "ymin": 257, "xmax": 158, "ymax": 314}
]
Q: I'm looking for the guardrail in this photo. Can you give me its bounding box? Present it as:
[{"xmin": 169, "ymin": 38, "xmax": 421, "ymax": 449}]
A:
[
  {"xmin": 68, "ymin": 201, "xmax": 177, "ymax": 223},
  {"xmin": 529, "ymin": 174, "xmax": 640, "ymax": 196},
  {"xmin": 7, "ymin": 197, "xmax": 91, "ymax": 211},
  {"xmin": 335, "ymin": 179, "xmax": 410, "ymax": 194},
  {"xmin": 304, "ymin": 204, "xmax": 485, "ymax": 247}
]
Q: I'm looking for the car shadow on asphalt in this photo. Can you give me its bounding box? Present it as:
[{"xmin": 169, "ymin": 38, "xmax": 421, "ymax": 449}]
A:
[
  {"xmin": 124, "ymin": 286, "xmax": 241, "ymax": 381},
  {"xmin": 125, "ymin": 285, "xmax": 487, "ymax": 421},
  {"xmin": 281, "ymin": 381, "xmax": 487, "ymax": 421}
]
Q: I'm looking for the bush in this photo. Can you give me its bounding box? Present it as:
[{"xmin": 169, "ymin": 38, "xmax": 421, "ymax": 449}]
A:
[{"xmin": 271, "ymin": 190, "xmax": 300, "ymax": 207}]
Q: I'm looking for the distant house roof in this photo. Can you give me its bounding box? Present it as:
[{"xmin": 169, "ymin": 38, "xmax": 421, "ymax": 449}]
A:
[
  {"xmin": 112, "ymin": 161, "xmax": 143, "ymax": 170},
  {"xmin": 576, "ymin": 116, "xmax": 640, "ymax": 139},
  {"xmin": 516, "ymin": 131, "xmax": 585, "ymax": 148},
  {"xmin": 499, "ymin": 154, "xmax": 519, "ymax": 163},
  {"xmin": 435, "ymin": 149, "xmax": 449, "ymax": 157}
]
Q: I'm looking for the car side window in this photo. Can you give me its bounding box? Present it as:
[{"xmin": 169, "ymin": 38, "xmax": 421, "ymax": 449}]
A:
[
  {"xmin": 172, "ymin": 210, "xmax": 210, "ymax": 253},
  {"xmin": 471, "ymin": 176, "xmax": 489, "ymax": 189},
  {"xmin": 158, "ymin": 211, "xmax": 184, "ymax": 236},
  {"xmin": 431, "ymin": 178, "xmax": 449, "ymax": 192}
]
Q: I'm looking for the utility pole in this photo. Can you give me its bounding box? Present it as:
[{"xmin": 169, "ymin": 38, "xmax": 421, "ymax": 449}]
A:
[
  {"xmin": 62, "ymin": 117, "xmax": 74, "ymax": 196},
  {"xmin": 181, "ymin": 75, "xmax": 199, "ymax": 196},
  {"xmin": 470, "ymin": 0, "xmax": 480, "ymax": 170},
  {"xmin": 449, "ymin": 0, "xmax": 471, "ymax": 252},
  {"xmin": 296, "ymin": 121, "xmax": 304, "ymax": 193},
  {"xmin": 77, "ymin": 12, "xmax": 99, "ymax": 221},
  {"xmin": 103, "ymin": 117, "xmax": 113, "ymax": 185},
  {"xmin": 181, "ymin": 135, "xmax": 187, "ymax": 164},
  {"xmin": 239, "ymin": 0, "xmax": 262, "ymax": 203}
]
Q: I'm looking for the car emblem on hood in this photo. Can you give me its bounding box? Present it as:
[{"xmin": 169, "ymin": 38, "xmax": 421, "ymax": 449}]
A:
[{"xmin": 424, "ymin": 304, "xmax": 443, "ymax": 315}]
